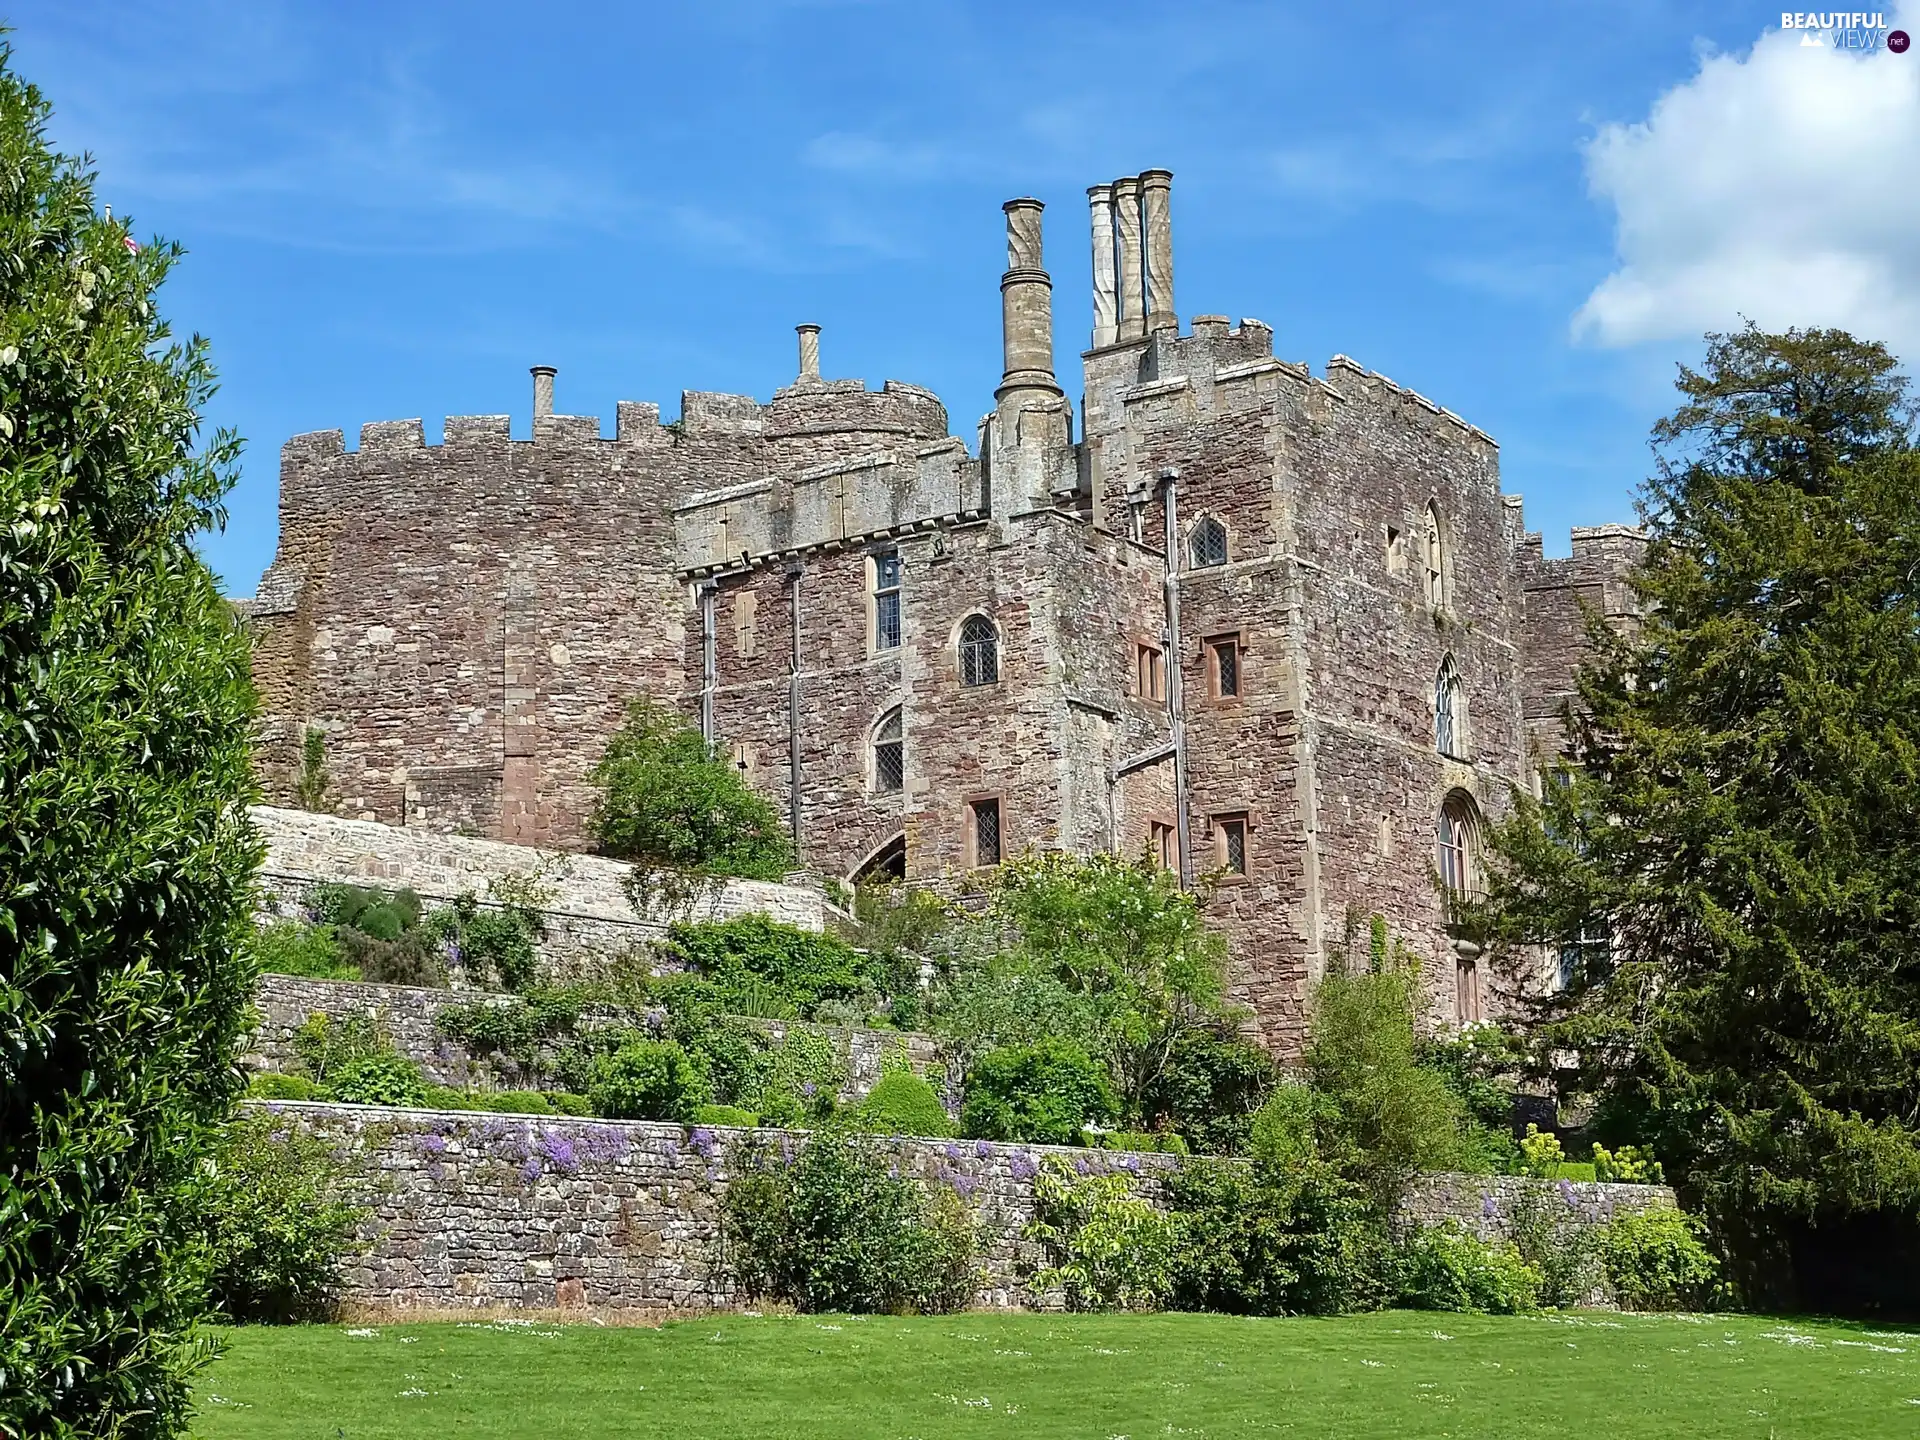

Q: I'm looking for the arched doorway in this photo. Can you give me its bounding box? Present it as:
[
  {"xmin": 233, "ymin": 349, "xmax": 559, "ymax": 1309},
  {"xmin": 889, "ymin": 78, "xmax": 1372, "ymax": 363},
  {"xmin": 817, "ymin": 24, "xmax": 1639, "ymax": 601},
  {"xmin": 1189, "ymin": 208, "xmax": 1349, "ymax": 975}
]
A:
[{"xmin": 853, "ymin": 833, "xmax": 906, "ymax": 885}]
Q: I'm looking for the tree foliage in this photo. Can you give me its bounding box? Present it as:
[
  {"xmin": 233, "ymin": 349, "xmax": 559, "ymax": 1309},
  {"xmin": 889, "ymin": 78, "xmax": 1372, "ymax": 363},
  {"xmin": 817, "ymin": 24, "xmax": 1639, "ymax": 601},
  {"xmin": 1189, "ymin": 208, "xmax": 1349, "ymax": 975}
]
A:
[
  {"xmin": 0, "ymin": 46, "xmax": 258, "ymax": 1436},
  {"xmin": 589, "ymin": 698, "xmax": 793, "ymax": 894},
  {"xmin": 1475, "ymin": 325, "xmax": 1920, "ymax": 1308}
]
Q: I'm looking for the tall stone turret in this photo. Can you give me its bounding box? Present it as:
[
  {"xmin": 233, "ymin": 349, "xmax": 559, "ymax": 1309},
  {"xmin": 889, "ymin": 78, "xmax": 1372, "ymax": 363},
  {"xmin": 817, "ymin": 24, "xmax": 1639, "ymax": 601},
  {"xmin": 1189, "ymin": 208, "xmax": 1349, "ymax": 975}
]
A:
[{"xmin": 987, "ymin": 197, "xmax": 1078, "ymax": 511}]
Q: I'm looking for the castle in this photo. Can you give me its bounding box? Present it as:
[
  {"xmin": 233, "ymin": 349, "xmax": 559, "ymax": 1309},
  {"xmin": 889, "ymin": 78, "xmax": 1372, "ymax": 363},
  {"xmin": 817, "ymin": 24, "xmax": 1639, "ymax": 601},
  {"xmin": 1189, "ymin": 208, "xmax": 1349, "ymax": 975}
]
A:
[{"xmin": 239, "ymin": 170, "xmax": 1643, "ymax": 1051}]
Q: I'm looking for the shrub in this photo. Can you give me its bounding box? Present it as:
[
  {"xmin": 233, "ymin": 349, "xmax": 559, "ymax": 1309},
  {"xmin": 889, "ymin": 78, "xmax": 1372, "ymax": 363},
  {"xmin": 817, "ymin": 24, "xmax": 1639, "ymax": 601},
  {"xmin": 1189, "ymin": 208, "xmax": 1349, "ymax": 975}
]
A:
[
  {"xmin": 0, "ymin": 64, "xmax": 261, "ymax": 1427},
  {"xmin": 695, "ymin": 1104, "xmax": 761, "ymax": 1128},
  {"xmin": 196, "ymin": 1111, "xmax": 365, "ymax": 1324},
  {"xmin": 961, "ymin": 1040, "xmax": 1117, "ymax": 1146},
  {"xmin": 590, "ymin": 696, "xmax": 794, "ymax": 886},
  {"xmin": 254, "ymin": 920, "xmax": 356, "ymax": 980},
  {"xmin": 546, "ymin": 1092, "xmax": 593, "ymax": 1117},
  {"xmin": 1592, "ymin": 1143, "xmax": 1666, "ymax": 1185},
  {"xmin": 855, "ymin": 1071, "xmax": 953, "ymax": 1138},
  {"xmin": 246, "ymin": 1073, "xmax": 324, "ymax": 1102},
  {"xmin": 311, "ymin": 883, "xmax": 446, "ymax": 987},
  {"xmin": 290, "ymin": 1011, "xmax": 389, "ymax": 1087},
  {"xmin": 1165, "ymin": 1156, "xmax": 1392, "ymax": 1317},
  {"xmin": 665, "ymin": 915, "xmax": 880, "ymax": 1017},
  {"xmin": 1306, "ymin": 967, "xmax": 1466, "ymax": 1206},
  {"xmin": 327, "ymin": 1052, "xmax": 430, "ymax": 1108},
  {"xmin": 421, "ymin": 891, "xmax": 543, "ymax": 993},
  {"xmin": 466, "ymin": 1090, "xmax": 560, "ymax": 1116},
  {"xmin": 433, "ymin": 986, "xmax": 596, "ymax": 1086},
  {"xmin": 1397, "ymin": 1221, "xmax": 1542, "ymax": 1314},
  {"xmin": 1519, "ymin": 1123, "xmax": 1565, "ymax": 1178},
  {"xmin": 1099, "ymin": 1131, "xmax": 1189, "ymax": 1155},
  {"xmin": 1505, "ymin": 1179, "xmax": 1607, "ymax": 1307},
  {"xmin": 1600, "ymin": 1207, "xmax": 1720, "ymax": 1311},
  {"xmin": 1249, "ymin": 1082, "xmax": 1321, "ymax": 1171},
  {"xmin": 721, "ymin": 1127, "xmax": 976, "ymax": 1313},
  {"xmin": 752, "ymin": 1028, "xmax": 846, "ymax": 1125},
  {"xmin": 1139, "ymin": 1030, "xmax": 1277, "ymax": 1155},
  {"xmin": 1024, "ymin": 1157, "xmax": 1184, "ymax": 1312},
  {"xmin": 587, "ymin": 1040, "xmax": 709, "ymax": 1122}
]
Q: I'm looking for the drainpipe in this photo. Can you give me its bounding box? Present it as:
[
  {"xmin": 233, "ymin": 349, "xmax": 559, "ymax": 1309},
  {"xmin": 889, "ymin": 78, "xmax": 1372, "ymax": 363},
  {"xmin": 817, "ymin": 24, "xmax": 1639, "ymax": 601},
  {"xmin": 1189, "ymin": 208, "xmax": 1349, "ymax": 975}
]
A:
[
  {"xmin": 786, "ymin": 561, "xmax": 805, "ymax": 852},
  {"xmin": 1159, "ymin": 466, "xmax": 1193, "ymax": 889},
  {"xmin": 697, "ymin": 581, "xmax": 717, "ymax": 745}
]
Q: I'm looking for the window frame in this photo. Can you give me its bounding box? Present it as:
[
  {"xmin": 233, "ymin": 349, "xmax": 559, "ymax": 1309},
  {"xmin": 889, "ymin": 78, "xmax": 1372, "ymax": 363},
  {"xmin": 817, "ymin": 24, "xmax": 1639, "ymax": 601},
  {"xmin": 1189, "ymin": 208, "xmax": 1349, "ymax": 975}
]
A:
[
  {"xmin": 1422, "ymin": 501, "xmax": 1447, "ymax": 613},
  {"xmin": 1209, "ymin": 808, "xmax": 1252, "ymax": 882},
  {"xmin": 1454, "ymin": 955, "xmax": 1483, "ymax": 1026},
  {"xmin": 958, "ymin": 613, "xmax": 1000, "ymax": 688},
  {"xmin": 1434, "ymin": 653, "xmax": 1466, "ymax": 758},
  {"xmin": 870, "ymin": 549, "xmax": 903, "ymax": 653},
  {"xmin": 1188, "ymin": 515, "xmax": 1229, "ymax": 570},
  {"xmin": 1435, "ymin": 791, "xmax": 1481, "ymax": 903},
  {"xmin": 1134, "ymin": 637, "xmax": 1166, "ymax": 703},
  {"xmin": 1147, "ymin": 817, "xmax": 1178, "ymax": 871},
  {"xmin": 871, "ymin": 706, "xmax": 904, "ymax": 796},
  {"xmin": 965, "ymin": 793, "xmax": 1005, "ymax": 869},
  {"xmin": 1203, "ymin": 630, "xmax": 1245, "ymax": 703}
]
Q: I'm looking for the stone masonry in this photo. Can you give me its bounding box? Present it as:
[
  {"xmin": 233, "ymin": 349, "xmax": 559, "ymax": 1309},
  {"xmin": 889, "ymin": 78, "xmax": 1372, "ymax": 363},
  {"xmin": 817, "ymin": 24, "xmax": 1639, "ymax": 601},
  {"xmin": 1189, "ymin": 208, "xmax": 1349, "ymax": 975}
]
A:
[
  {"xmin": 259, "ymin": 1100, "xmax": 1673, "ymax": 1314},
  {"xmin": 240, "ymin": 171, "xmax": 1643, "ymax": 1054}
]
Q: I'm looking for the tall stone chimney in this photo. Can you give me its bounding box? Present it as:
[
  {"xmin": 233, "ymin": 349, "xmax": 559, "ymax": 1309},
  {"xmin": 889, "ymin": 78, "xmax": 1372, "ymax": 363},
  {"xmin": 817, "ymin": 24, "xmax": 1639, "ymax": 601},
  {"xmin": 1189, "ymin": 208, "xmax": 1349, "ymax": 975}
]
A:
[
  {"xmin": 795, "ymin": 324, "xmax": 821, "ymax": 381},
  {"xmin": 530, "ymin": 365, "xmax": 556, "ymax": 423},
  {"xmin": 1113, "ymin": 176, "xmax": 1144, "ymax": 343},
  {"xmin": 995, "ymin": 197, "xmax": 1061, "ymax": 404},
  {"xmin": 1141, "ymin": 169, "xmax": 1175, "ymax": 333},
  {"xmin": 1087, "ymin": 183, "xmax": 1118, "ymax": 349}
]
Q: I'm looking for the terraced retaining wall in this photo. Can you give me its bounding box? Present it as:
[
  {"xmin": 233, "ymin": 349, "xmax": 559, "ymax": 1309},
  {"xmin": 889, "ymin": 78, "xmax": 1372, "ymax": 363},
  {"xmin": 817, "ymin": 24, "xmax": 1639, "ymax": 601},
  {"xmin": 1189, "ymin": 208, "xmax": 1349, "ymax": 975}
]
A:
[
  {"xmin": 249, "ymin": 973, "xmax": 950, "ymax": 1104},
  {"xmin": 253, "ymin": 805, "xmax": 831, "ymax": 978},
  {"xmin": 259, "ymin": 1101, "xmax": 1676, "ymax": 1315}
]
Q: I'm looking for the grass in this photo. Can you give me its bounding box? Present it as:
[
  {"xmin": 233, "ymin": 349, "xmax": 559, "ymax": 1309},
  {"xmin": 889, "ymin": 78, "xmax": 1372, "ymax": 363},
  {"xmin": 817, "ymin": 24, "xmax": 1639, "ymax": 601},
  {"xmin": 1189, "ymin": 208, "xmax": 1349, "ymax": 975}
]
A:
[{"xmin": 192, "ymin": 1309, "xmax": 1920, "ymax": 1439}]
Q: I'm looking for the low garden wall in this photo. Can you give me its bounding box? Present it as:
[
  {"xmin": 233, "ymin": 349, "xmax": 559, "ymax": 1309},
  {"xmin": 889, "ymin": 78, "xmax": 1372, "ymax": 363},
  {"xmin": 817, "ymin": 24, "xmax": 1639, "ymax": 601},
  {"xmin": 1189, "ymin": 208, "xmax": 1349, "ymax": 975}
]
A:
[
  {"xmin": 249, "ymin": 973, "xmax": 951, "ymax": 1104},
  {"xmin": 253, "ymin": 805, "xmax": 831, "ymax": 977},
  {"xmin": 257, "ymin": 1101, "xmax": 1676, "ymax": 1315}
]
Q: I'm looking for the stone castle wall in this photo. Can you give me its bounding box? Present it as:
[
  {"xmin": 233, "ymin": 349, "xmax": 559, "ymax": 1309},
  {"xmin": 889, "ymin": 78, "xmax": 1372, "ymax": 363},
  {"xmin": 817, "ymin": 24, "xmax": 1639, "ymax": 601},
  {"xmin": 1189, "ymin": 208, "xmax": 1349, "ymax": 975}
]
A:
[{"xmin": 258, "ymin": 1100, "xmax": 1674, "ymax": 1314}]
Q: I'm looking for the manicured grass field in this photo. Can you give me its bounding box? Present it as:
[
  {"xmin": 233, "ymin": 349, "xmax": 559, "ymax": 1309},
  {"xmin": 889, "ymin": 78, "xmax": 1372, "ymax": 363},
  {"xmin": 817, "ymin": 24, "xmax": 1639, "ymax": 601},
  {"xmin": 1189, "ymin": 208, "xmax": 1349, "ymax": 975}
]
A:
[{"xmin": 192, "ymin": 1309, "xmax": 1919, "ymax": 1439}]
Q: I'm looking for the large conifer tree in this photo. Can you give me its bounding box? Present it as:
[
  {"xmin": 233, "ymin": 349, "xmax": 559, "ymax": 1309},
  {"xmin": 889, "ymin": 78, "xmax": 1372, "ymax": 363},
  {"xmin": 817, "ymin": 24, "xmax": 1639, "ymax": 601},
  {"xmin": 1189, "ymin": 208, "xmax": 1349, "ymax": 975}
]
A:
[
  {"xmin": 0, "ymin": 45, "xmax": 259, "ymax": 1435},
  {"xmin": 1478, "ymin": 326, "xmax": 1920, "ymax": 1312}
]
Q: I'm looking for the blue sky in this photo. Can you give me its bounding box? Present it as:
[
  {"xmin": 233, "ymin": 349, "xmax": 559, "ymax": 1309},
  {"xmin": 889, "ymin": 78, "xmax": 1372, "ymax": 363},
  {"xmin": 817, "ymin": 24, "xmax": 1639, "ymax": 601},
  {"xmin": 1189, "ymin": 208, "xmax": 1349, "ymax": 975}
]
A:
[{"xmin": 13, "ymin": 2, "xmax": 1920, "ymax": 594}]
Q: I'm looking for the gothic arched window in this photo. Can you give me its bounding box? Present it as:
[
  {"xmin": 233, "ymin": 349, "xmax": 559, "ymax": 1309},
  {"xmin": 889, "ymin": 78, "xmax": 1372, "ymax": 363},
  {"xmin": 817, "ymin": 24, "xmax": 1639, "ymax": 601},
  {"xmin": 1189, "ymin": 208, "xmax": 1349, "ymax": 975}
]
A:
[
  {"xmin": 1436, "ymin": 791, "xmax": 1480, "ymax": 899},
  {"xmin": 1189, "ymin": 516, "xmax": 1228, "ymax": 569},
  {"xmin": 1422, "ymin": 501, "xmax": 1447, "ymax": 611},
  {"xmin": 1434, "ymin": 654, "xmax": 1466, "ymax": 759},
  {"xmin": 959, "ymin": 615, "xmax": 999, "ymax": 687},
  {"xmin": 872, "ymin": 707, "xmax": 904, "ymax": 794}
]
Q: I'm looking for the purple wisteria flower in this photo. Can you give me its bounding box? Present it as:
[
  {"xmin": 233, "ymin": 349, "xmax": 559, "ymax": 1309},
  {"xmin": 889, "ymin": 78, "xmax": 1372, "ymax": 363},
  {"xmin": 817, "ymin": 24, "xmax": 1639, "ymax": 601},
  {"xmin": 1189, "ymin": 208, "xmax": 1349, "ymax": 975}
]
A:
[
  {"xmin": 1008, "ymin": 1152, "xmax": 1038, "ymax": 1182},
  {"xmin": 520, "ymin": 1156, "xmax": 544, "ymax": 1182},
  {"xmin": 1116, "ymin": 1154, "xmax": 1141, "ymax": 1174},
  {"xmin": 537, "ymin": 1131, "xmax": 580, "ymax": 1175},
  {"xmin": 1073, "ymin": 1156, "xmax": 1092, "ymax": 1175},
  {"xmin": 417, "ymin": 1134, "xmax": 448, "ymax": 1157},
  {"xmin": 974, "ymin": 1139, "xmax": 992, "ymax": 1160},
  {"xmin": 1481, "ymin": 1193, "xmax": 1499, "ymax": 1219},
  {"xmin": 1558, "ymin": 1178, "xmax": 1578, "ymax": 1209},
  {"xmin": 578, "ymin": 1125, "xmax": 631, "ymax": 1165},
  {"xmin": 949, "ymin": 1173, "xmax": 980, "ymax": 1200},
  {"xmin": 944, "ymin": 1144, "xmax": 962, "ymax": 1164},
  {"xmin": 688, "ymin": 1126, "xmax": 719, "ymax": 1160}
]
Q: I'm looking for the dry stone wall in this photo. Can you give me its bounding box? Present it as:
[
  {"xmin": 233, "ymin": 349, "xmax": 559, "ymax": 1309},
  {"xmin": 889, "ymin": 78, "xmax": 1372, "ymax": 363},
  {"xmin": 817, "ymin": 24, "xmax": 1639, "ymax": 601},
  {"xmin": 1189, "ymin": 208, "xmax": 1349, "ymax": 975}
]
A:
[
  {"xmin": 254, "ymin": 805, "xmax": 828, "ymax": 979},
  {"xmin": 259, "ymin": 1100, "xmax": 1673, "ymax": 1314}
]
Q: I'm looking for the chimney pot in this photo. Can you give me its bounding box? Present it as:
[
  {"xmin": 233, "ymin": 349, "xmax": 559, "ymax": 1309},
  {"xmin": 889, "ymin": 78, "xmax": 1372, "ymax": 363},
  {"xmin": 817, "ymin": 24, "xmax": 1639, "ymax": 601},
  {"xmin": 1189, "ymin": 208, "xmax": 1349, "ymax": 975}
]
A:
[
  {"xmin": 795, "ymin": 324, "xmax": 821, "ymax": 381},
  {"xmin": 1140, "ymin": 169, "xmax": 1176, "ymax": 334},
  {"xmin": 1112, "ymin": 176, "xmax": 1144, "ymax": 343},
  {"xmin": 530, "ymin": 365, "xmax": 556, "ymax": 423}
]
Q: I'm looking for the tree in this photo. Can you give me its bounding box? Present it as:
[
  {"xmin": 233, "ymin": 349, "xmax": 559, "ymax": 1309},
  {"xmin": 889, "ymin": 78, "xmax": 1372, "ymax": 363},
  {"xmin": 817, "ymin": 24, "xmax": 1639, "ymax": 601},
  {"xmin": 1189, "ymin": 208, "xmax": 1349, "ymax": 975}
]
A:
[
  {"xmin": 937, "ymin": 851, "xmax": 1234, "ymax": 1120},
  {"xmin": 0, "ymin": 46, "xmax": 260, "ymax": 1439},
  {"xmin": 1476, "ymin": 326, "xmax": 1920, "ymax": 1311},
  {"xmin": 589, "ymin": 698, "xmax": 794, "ymax": 897}
]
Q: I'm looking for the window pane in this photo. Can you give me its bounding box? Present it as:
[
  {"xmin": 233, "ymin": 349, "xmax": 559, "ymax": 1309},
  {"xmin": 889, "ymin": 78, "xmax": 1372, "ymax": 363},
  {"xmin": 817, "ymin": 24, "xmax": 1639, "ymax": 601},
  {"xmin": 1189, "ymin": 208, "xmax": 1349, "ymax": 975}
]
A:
[
  {"xmin": 974, "ymin": 800, "xmax": 1001, "ymax": 865},
  {"xmin": 876, "ymin": 592, "xmax": 901, "ymax": 650},
  {"xmin": 875, "ymin": 553, "xmax": 901, "ymax": 590},
  {"xmin": 1224, "ymin": 820, "xmax": 1246, "ymax": 874},
  {"xmin": 875, "ymin": 740, "xmax": 903, "ymax": 793},
  {"xmin": 1215, "ymin": 641, "xmax": 1239, "ymax": 697},
  {"xmin": 961, "ymin": 616, "xmax": 998, "ymax": 686},
  {"xmin": 1191, "ymin": 518, "xmax": 1228, "ymax": 568}
]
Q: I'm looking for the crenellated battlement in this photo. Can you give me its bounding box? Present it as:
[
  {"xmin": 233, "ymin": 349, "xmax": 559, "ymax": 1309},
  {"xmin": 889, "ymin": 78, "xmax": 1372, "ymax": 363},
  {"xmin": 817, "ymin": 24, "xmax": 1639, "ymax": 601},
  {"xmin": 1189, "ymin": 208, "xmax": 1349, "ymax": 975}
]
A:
[{"xmin": 1323, "ymin": 354, "xmax": 1497, "ymax": 448}]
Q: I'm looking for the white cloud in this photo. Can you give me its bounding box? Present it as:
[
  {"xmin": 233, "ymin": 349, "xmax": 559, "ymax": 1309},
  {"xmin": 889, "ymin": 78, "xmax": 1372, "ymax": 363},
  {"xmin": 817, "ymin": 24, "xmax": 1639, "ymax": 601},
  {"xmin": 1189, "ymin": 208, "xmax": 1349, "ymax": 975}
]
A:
[{"xmin": 1576, "ymin": 13, "xmax": 1920, "ymax": 360}]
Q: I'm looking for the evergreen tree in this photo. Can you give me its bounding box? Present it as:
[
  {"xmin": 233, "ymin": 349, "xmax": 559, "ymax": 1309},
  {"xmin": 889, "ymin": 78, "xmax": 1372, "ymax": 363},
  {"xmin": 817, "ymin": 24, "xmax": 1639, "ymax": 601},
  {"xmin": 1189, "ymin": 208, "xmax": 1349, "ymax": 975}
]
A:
[
  {"xmin": 1477, "ymin": 326, "xmax": 1920, "ymax": 1310},
  {"xmin": 0, "ymin": 46, "xmax": 259, "ymax": 1436}
]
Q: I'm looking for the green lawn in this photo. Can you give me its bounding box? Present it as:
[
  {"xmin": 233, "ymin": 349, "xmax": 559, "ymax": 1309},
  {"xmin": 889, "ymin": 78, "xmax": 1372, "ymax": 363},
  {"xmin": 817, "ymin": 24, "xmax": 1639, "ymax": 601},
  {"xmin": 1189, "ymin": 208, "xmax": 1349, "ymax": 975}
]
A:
[{"xmin": 192, "ymin": 1309, "xmax": 1920, "ymax": 1439}]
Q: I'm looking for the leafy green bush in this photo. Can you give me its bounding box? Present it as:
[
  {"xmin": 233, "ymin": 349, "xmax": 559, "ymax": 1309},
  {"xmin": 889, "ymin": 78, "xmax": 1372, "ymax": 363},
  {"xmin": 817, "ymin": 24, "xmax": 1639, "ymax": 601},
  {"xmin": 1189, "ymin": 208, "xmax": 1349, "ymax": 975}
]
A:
[
  {"xmin": 1599, "ymin": 1207, "xmax": 1719, "ymax": 1310},
  {"xmin": 432, "ymin": 986, "xmax": 596, "ymax": 1085},
  {"xmin": 546, "ymin": 1091, "xmax": 593, "ymax": 1117},
  {"xmin": 751, "ymin": 1028, "xmax": 846, "ymax": 1125},
  {"xmin": 1519, "ymin": 1124, "xmax": 1565, "ymax": 1177},
  {"xmin": 1165, "ymin": 1156, "xmax": 1392, "ymax": 1317},
  {"xmin": 855, "ymin": 1070, "xmax": 953, "ymax": 1138},
  {"xmin": 587, "ymin": 1040, "xmax": 709, "ymax": 1121},
  {"xmin": 1397, "ymin": 1221, "xmax": 1542, "ymax": 1314},
  {"xmin": 290, "ymin": 1011, "xmax": 390, "ymax": 1087},
  {"xmin": 961, "ymin": 1040, "xmax": 1117, "ymax": 1146},
  {"xmin": 464, "ymin": 1090, "xmax": 562, "ymax": 1116},
  {"xmin": 1592, "ymin": 1143, "xmax": 1666, "ymax": 1185},
  {"xmin": 197, "ymin": 1111, "xmax": 365, "ymax": 1324},
  {"xmin": 721, "ymin": 1127, "xmax": 976, "ymax": 1313},
  {"xmin": 421, "ymin": 891, "xmax": 543, "ymax": 993},
  {"xmin": 1139, "ymin": 1030, "xmax": 1276, "ymax": 1155},
  {"xmin": 254, "ymin": 920, "xmax": 356, "ymax": 980},
  {"xmin": 590, "ymin": 696, "xmax": 795, "ymax": 886},
  {"xmin": 695, "ymin": 1104, "xmax": 761, "ymax": 1128},
  {"xmin": 665, "ymin": 915, "xmax": 881, "ymax": 1018},
  {"xmin": 1024, "ymin": 1158, "xmax": 1184, "ymax": 1312},
  {"xmin": 309, "ymin": 883, "xmax": 445, "ymax": 987},
  {"xmin": 328, "ymin": 1052, "xmax": 430, "ymax": 1108},
  {"xmin": 1249, "ymin": 1082, "xmax": 1321, "ymax": 1171},
  {"xmin": 1506, "ymin": 1179, "xmax": 1607, "ymax": 1307},
  {"xmin": 246, "ymin": 1073, "xmax": 325, "ymax": 1102},
  {"xmin": 1099, "ymin": 1131, "xmax": 1190, "ymax": 1155},
  {"xmin": 0, "ymin": 61, "xmax": 262, "ymax": 1425}
]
